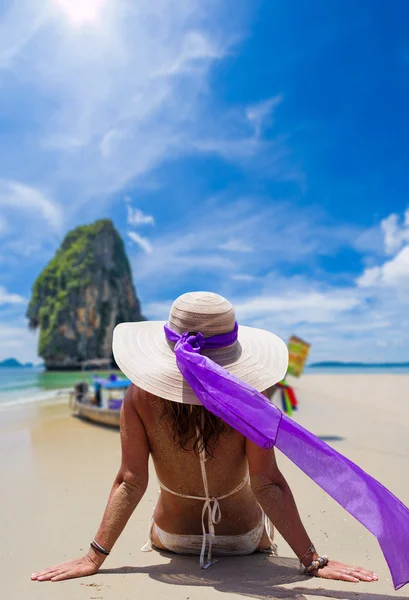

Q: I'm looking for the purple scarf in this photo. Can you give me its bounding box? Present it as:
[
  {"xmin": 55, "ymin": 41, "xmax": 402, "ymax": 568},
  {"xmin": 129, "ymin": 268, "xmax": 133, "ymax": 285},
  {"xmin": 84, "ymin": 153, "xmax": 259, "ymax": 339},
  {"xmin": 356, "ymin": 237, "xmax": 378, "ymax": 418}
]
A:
[{"xmin": 164, "ymin": 323, "xmax": 409, "ymax": 590}]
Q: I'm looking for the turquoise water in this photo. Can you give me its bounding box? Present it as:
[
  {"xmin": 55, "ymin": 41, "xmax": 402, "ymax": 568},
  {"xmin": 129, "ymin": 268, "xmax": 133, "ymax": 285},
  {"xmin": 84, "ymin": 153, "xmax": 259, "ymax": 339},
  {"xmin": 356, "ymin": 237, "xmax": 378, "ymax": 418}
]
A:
[
  {"xmin": 304, "ymin": 365, "xmax": 409, "ymax": 375},
  {"xmin": 1, "ymin": 365, "xmax": 408, "ymax": 409},
  {"xmin": 0, "ymin": 368, "xmax": 115, "ymax": 408}
]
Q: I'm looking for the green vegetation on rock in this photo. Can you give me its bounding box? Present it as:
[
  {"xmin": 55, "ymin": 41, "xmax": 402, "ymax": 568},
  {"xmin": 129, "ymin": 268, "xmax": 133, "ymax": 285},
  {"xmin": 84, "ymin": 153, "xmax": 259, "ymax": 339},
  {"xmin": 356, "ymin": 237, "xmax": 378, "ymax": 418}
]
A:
[{"xmin": 27, "ymin": 219, "xmax": 144, "ymax": 370}]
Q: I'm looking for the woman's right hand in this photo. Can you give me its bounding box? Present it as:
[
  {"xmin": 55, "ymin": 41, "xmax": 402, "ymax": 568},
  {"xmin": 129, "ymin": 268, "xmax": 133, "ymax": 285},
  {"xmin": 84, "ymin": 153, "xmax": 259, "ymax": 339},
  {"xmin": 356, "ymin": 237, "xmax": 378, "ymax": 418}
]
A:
[
  {"xmin": 31, "ymin": 554, "xmax": 101, "ymax": 582},
  {"xmin": 313, "ymin": 559, "xmax": 378, "ymax": 583}
]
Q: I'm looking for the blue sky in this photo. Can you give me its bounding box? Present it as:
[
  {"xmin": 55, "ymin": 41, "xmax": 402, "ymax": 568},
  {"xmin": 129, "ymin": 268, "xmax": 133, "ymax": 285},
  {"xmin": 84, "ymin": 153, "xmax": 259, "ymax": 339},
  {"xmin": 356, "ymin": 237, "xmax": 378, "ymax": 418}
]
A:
[{"xmin": 1, "ymin": 0, "xmax": 409, "ymax": 363}]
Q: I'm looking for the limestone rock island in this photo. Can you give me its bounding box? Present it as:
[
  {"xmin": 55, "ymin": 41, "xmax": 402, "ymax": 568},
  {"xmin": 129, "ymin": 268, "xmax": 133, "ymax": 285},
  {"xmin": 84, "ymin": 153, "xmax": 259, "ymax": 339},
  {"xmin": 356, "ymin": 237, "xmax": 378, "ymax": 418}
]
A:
[{"xmin": 27, "ymin": 219, "xmax": 144, "ymax": 370}]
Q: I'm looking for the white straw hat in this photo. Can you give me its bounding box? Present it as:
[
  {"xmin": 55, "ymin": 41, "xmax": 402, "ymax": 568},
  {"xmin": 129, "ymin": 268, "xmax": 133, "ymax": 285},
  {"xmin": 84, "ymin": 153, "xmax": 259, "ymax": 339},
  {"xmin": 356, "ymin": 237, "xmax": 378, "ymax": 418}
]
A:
[{"xmin": 113, "ymin": 291, "xmax": 288, "ymax": 405}]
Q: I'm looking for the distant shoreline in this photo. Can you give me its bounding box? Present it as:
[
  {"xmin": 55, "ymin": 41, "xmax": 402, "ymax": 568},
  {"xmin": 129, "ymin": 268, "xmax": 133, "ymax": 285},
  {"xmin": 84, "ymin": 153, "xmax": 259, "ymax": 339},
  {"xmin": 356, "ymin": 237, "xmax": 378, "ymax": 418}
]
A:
[
  {"xmin": 308, "ymin": 362, "xmax": 409, "ymax": 368},
  {"xmin": 0, "ymin": 365, "xmax": 44, "ymax": 370}
]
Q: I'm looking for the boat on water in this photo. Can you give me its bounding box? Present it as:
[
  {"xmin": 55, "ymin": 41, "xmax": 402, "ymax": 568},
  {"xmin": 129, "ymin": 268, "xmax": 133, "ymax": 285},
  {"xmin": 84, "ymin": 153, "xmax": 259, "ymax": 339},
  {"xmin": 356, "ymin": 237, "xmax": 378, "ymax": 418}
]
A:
[{"xmin": 69, "ymin": 359, "xmax": 130, "ymax": 427}]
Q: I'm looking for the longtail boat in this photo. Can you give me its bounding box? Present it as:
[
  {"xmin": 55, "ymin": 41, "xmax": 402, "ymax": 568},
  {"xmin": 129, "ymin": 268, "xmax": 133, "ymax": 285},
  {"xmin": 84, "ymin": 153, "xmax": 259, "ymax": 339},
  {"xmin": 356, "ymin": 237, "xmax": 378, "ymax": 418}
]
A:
[{"xmin": 69, "ymin": 360, "xmax": 129, "ymax": 427}]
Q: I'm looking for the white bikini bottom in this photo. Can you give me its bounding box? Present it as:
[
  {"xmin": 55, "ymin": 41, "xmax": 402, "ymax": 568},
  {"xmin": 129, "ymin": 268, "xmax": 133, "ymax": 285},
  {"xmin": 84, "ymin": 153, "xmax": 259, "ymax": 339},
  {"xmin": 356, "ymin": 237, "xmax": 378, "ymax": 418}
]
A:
[
  {"xmin": 149, "ymin": 514, "xmax": 278, "ymax": 557},
  {"xmin": 144, "ymin": 430, "xmax": 275, "ymax": 568}
]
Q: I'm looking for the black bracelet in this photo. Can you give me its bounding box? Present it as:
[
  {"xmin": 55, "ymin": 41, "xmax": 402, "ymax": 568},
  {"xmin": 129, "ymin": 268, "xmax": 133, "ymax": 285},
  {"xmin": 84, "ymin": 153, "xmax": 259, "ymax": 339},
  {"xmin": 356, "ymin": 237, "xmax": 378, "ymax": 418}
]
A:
[{"xmin": 90, "ymin": 539, "xmax": 110, "ymax": 556}]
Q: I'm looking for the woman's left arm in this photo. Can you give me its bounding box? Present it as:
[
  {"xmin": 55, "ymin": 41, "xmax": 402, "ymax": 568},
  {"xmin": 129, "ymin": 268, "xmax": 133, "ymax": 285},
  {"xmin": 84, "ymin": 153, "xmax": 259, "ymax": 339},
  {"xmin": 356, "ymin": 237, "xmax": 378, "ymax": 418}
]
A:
[
  {"xmin": 32, "ymin": 385, "xmax": 149, "ymax": 582},
  {"xmin": 246, "ymin": 438, "xmax": 378, "ymax": 584}
]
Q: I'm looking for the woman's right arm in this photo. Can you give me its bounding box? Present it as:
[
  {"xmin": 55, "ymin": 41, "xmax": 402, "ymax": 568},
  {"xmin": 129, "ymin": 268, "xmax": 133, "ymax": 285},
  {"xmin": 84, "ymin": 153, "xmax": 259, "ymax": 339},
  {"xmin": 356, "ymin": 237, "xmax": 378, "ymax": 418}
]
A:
[{"xmin": 31, "ymin": 385, "xmax": 150, "ymax": 582}]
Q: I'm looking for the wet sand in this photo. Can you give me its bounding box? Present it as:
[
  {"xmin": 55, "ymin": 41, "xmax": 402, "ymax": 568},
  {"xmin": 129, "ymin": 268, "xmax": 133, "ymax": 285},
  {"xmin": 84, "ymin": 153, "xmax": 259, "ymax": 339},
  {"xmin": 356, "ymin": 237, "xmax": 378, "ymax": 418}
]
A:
[{"xmin": 1, "ymin": 374, "xmax": 409, "ymax": 600}]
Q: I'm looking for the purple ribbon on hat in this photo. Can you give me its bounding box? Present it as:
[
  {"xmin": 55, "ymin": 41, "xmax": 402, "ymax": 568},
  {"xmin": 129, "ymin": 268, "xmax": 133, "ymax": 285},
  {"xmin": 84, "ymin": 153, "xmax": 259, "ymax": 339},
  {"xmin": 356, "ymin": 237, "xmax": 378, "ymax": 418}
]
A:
[{"xmin": 164, "ymin": 322, "xmax": 409, "ymax": 590}]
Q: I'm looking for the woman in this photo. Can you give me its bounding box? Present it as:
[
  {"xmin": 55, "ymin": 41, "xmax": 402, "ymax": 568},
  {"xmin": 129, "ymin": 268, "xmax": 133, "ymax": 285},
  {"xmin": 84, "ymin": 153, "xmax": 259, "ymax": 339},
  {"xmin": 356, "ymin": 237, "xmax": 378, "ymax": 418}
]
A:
[{"xmin": 32, "ymin": 292, "xmax": 408, "ymax": 587}]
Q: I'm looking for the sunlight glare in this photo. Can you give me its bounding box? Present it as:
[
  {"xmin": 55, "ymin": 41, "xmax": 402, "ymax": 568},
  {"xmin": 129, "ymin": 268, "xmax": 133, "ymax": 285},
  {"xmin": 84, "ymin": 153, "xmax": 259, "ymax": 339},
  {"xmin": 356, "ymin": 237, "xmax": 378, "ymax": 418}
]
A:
[{"xmin": 56, "ymin": 0, "xmax": 105, "ymax": 26}]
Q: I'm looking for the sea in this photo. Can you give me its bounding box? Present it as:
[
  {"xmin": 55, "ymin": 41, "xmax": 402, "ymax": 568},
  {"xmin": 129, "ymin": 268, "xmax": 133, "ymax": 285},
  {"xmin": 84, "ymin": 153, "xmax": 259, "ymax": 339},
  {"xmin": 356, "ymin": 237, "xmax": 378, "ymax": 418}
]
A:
[
  {"xmin": 0, "ymin": 368, "xmax": 113, "ymax": 410},
  {"xmin": 1, "ymin": 364, "xmax": 409, "ymax": 410}
]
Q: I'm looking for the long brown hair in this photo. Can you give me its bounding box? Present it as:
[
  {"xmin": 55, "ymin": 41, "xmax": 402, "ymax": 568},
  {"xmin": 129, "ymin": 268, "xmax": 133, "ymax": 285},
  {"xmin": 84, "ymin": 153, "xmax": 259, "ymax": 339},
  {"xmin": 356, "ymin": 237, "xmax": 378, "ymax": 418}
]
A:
[{"xmin": 160, "ymin": 401, "xmax": 230, "ymax": 459}]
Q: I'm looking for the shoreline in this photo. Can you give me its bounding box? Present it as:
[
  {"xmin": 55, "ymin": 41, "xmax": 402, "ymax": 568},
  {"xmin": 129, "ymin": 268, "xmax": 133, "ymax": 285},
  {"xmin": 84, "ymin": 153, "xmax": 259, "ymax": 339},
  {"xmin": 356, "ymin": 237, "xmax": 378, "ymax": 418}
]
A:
[
  {"xmin": 0, "ymin": 388, "xmax": 72, "ymax": 412},
  {"xmin": 0, "ymin": 368, "xmax": 123, "ymax": 410}
]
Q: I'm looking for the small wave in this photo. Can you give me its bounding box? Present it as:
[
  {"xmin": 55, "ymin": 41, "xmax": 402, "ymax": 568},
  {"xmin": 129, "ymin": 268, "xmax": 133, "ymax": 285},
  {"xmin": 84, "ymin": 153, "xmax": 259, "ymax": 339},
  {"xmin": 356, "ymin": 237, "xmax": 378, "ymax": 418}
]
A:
[{"xmin": 0, "ymin": 388, "xmax": 73, "ymax": 411}]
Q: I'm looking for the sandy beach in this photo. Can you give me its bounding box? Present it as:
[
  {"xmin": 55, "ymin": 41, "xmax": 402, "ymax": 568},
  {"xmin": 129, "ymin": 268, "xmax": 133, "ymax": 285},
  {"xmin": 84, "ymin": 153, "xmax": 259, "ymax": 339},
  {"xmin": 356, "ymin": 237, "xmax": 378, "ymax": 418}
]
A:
[{"xmin": 2, "ymin": 374, "xmax": 409, "ymax": 600}]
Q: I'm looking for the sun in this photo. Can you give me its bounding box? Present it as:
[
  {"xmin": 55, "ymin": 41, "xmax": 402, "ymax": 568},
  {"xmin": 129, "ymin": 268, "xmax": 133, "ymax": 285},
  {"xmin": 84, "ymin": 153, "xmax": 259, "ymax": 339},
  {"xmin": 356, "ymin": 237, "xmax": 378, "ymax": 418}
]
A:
[{"xmin": 56, "ymin": 0, "xmax": 105, "ymax": 26}]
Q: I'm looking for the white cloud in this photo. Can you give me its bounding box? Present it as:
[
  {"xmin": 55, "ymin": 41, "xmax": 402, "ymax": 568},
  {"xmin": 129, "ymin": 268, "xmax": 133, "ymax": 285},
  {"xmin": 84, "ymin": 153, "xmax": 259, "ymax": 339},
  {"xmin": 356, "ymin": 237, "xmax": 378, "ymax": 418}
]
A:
[
  {"xmin": 158, "ymin": 30, "xmax": 223, "ymax": 76},
  {"xmin": 246, "ymin": 95, "xmax": 283, "ymax": 137},
  {"xmin": 226, "ymin": 278, "xmax": 409, "ymax": 364},
  {"xmin": 0, "ymin": 286, "xmax": 25, "ymax": 305},
  {"xmin": 220, "ymin": 239, "xmax": 252, "ymax": 253},
  {"xmin": 231, "ymin": 274, "xmax": 256, "ymax": 282},
  {"xmin": 235, "ymin": 290, "xmax": 360, "ymax": 325},
  {"xmin": 352, "ymin": 218, "xmax": 385, "ymax": 256},
  {"xmin": 127, "ymin": 199, "xmax": 367, "ymax": 308},
  {"xmin": 381, "ymin": 211, "xmax": 409, "ymax": 255},
  {"xmin": 357, "ymin": 245, "xmax": 409, "ymax": 288},
  {"xmin": 355, "ymin": 209, "xmax": 409, "ymax": 290},
  {"xmin": 0, "ymin": 324, "xmax": 39, "ymax": 363},
  {"xmin": 192, "ymin": 137, "xmax": 260, "ymax": 160},
  {"xmin": 189, "ymin": 122, "xmax": 302, "ymax": 186},
  {"xmin": 126, "ymin": 204, "xmax": 155, "ymax": 227},
  {"xmin": 100, "ymin": 128, "xmax": 124, "ymax": 159},
  {"xmin": 127, "ymin": 231, "xmax": 153, "ymax": 254},
  {"xmin": 125, "ymin": 197, "xmax": 155, "ymax": 253},
  {"xmin": 126, "ymin": 202, "xmax": 258, "ymax": 287},
  {"xmin": 356, "ymin": 265, "xmax": 382, "ymax": 288},
  {"xmin": 0, "ymin": 180, "xmax": 62, "ymax": 231}
]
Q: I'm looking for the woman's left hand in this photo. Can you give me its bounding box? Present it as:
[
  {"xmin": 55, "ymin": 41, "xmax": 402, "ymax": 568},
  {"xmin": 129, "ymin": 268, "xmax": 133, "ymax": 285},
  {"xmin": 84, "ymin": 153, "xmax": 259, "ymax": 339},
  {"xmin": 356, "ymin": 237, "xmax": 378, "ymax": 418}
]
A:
[
  {"xmin": 31, "ymin": 554, "xmax": 100, "ymax": 582},
  {"xmin": 314, "ymin": 559, "xmax": 378, "ymax": 583}
]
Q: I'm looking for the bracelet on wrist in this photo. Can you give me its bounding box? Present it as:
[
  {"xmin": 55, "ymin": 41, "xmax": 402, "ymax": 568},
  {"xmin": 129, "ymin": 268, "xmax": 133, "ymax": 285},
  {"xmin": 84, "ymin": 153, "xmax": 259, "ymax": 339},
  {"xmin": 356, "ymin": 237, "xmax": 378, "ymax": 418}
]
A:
[
  {"xmin": 90, "ymin": 539, "xmax": 110, "ymax": 556},
  {"xmin": 301, "ymin": 555, "xmax": 329, "ymax": 575}
]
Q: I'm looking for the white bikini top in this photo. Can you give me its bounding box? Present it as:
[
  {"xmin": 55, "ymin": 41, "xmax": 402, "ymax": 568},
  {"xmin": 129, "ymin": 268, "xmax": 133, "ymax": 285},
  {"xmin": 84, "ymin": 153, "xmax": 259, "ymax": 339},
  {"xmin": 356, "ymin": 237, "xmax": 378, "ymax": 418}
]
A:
[{"xmin": 157, "ymin": 424, "xmax": 250, "ymax": 569}]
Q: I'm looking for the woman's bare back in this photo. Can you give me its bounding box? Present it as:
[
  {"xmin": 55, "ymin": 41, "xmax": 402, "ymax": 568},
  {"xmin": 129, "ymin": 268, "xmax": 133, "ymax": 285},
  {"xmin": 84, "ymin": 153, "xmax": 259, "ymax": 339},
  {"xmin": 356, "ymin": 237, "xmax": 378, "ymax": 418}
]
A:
[{"xmin": 135, "ymin": 387, "xmax": 265, "ymax": 537}]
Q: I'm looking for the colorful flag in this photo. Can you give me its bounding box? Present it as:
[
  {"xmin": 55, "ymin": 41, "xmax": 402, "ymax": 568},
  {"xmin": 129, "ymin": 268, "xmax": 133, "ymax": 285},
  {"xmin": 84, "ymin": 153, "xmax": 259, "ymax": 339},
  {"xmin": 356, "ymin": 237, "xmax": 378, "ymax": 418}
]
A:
[{"xmin": 287, "ymin": 335, "xmax": 311, "ymax": 377}]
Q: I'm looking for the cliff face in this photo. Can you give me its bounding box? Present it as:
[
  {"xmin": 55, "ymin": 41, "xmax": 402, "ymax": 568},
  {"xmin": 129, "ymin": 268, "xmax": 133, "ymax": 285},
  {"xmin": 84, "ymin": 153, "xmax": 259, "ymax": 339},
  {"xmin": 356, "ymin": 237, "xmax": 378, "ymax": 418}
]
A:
[{"xmin": 27, "ymin": 219, "xmax": 144, "ymax": 370}]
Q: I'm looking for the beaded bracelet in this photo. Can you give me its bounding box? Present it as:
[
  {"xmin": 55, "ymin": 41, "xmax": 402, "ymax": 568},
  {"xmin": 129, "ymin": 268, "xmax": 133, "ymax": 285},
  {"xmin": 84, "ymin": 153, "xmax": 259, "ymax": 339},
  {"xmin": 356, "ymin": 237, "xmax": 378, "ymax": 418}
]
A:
[
  {"xmin": 302, "ymin": 555, "xmax": 329, "ymax": 575},
  {"xmin": 90, "ymin": 539, "xmax": 110, "ymax": 556}
]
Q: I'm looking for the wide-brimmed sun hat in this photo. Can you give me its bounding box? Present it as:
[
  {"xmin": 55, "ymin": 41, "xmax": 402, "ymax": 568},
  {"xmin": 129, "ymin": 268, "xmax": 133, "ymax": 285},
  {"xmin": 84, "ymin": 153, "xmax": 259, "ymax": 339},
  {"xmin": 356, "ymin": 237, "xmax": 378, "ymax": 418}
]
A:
[{"xmin": 113, "ymin": 291, "xmax": 289, "ymax": 404}]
